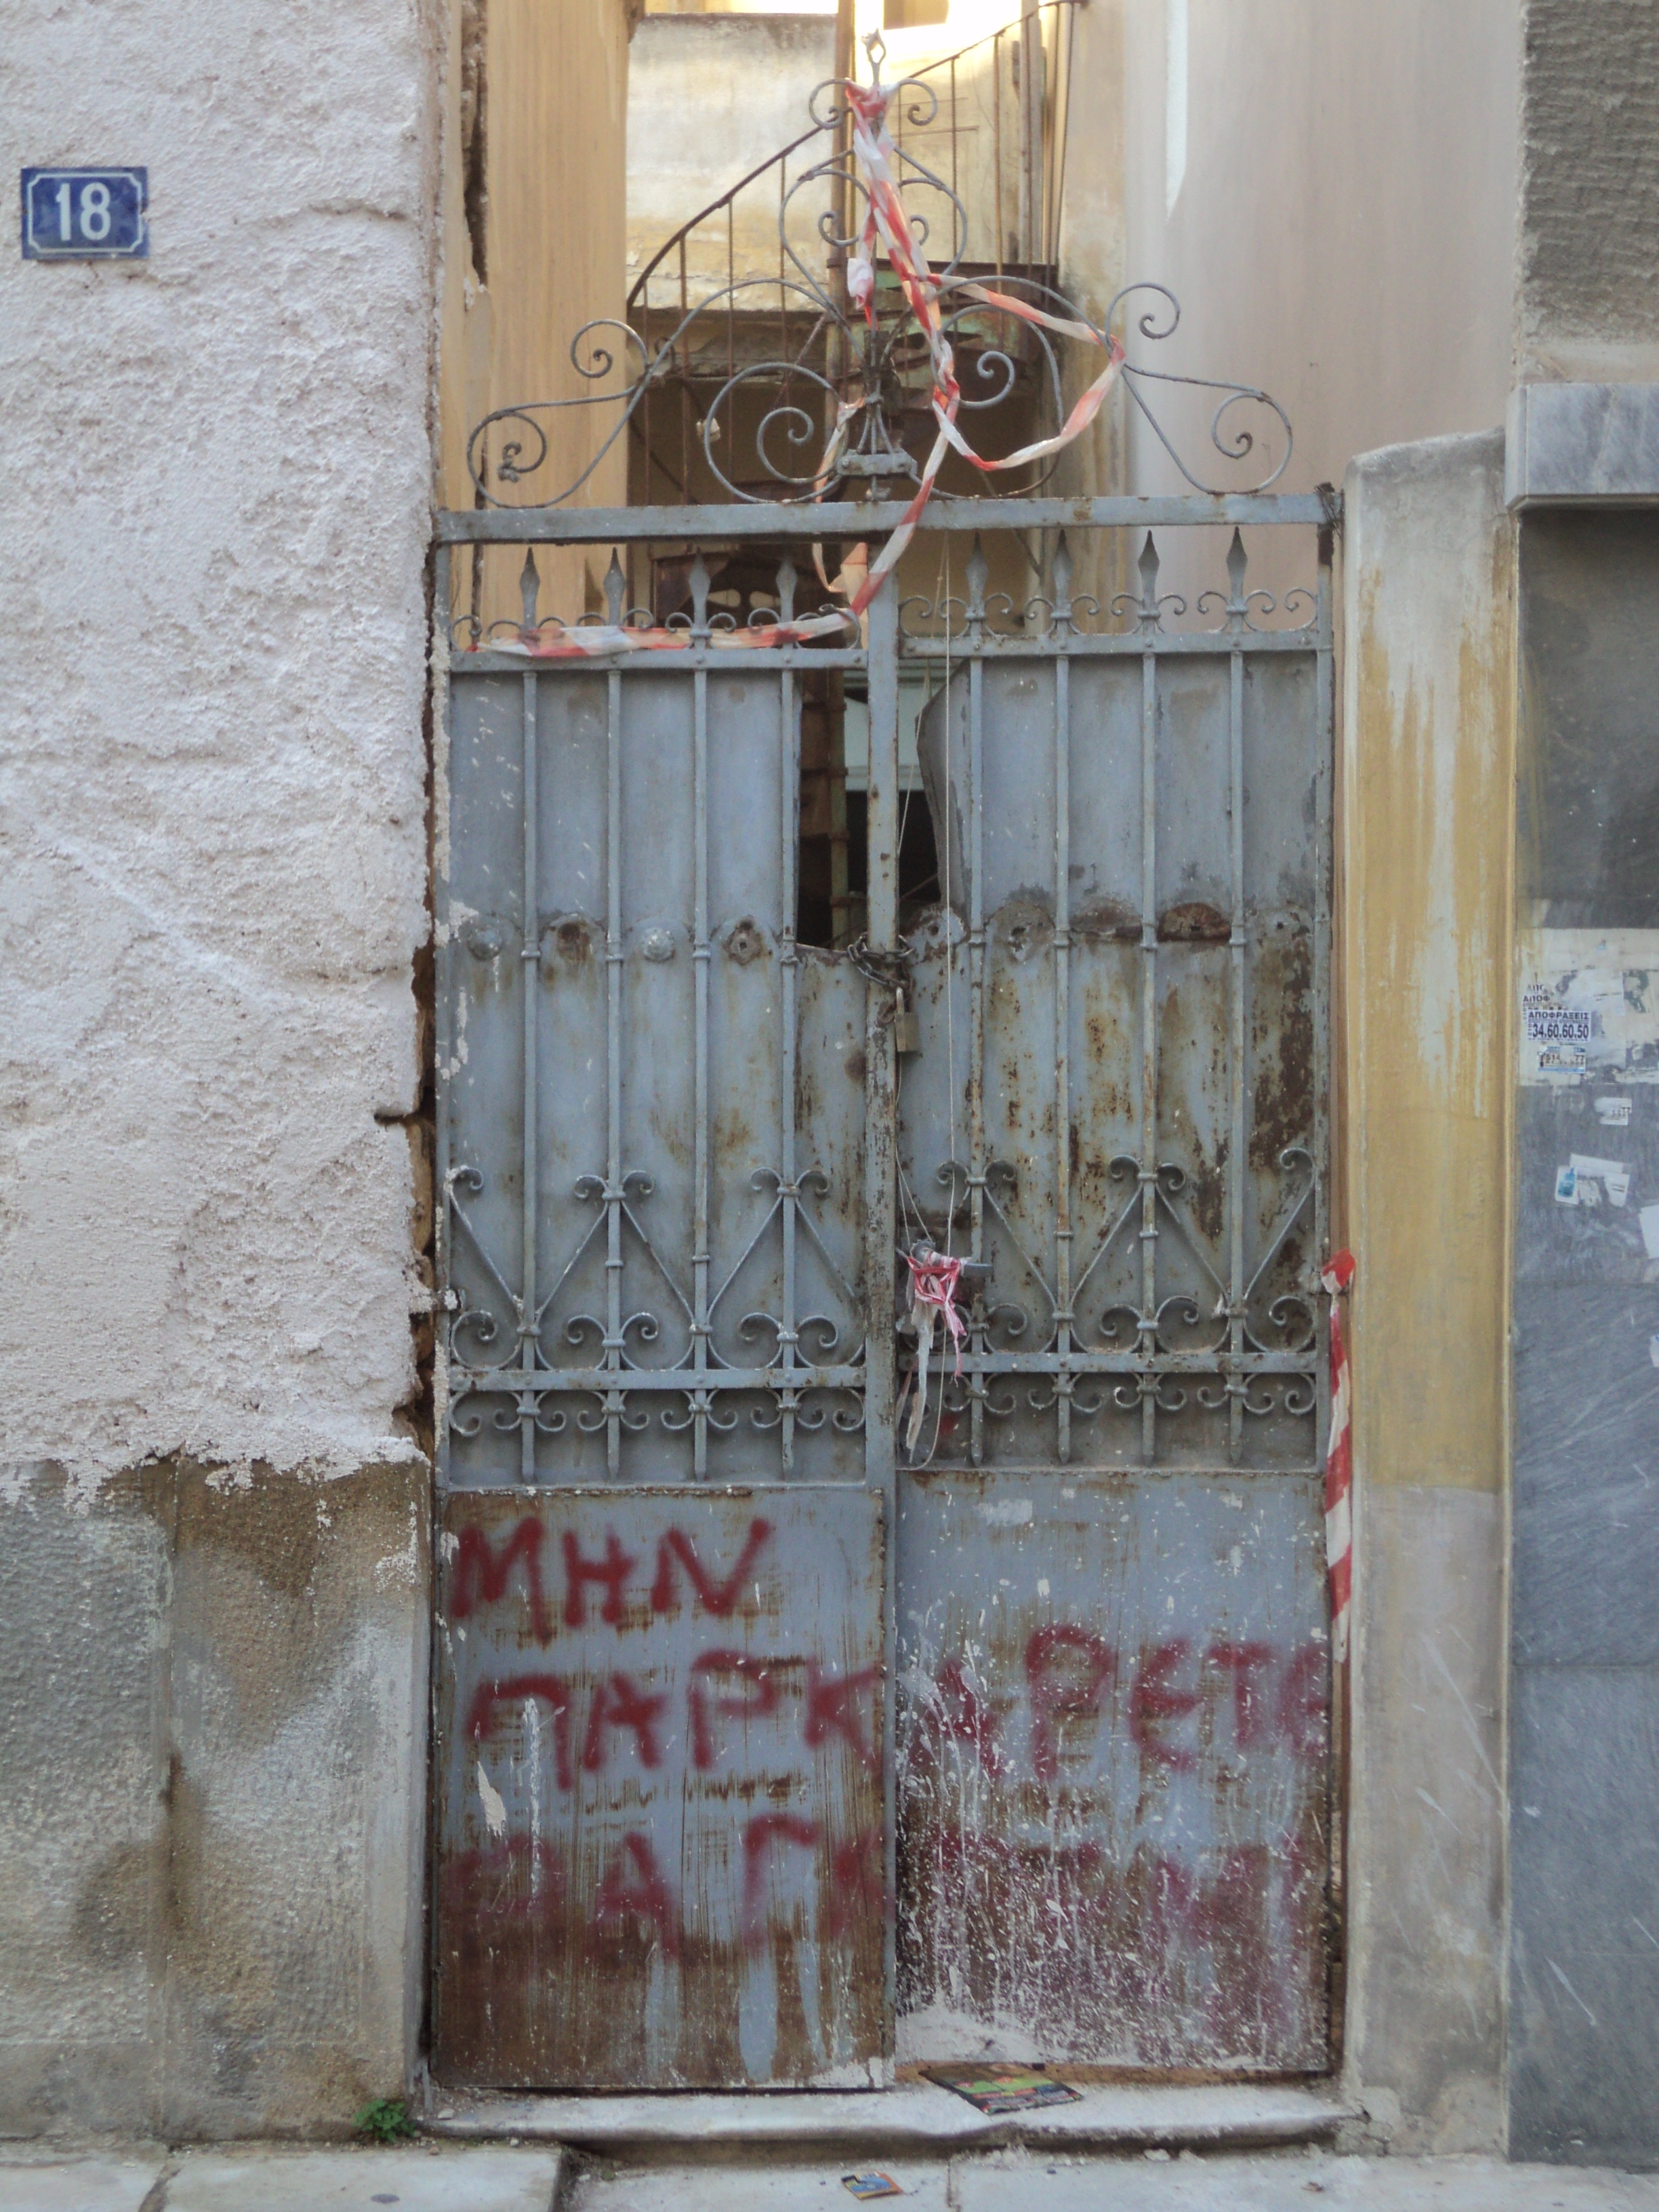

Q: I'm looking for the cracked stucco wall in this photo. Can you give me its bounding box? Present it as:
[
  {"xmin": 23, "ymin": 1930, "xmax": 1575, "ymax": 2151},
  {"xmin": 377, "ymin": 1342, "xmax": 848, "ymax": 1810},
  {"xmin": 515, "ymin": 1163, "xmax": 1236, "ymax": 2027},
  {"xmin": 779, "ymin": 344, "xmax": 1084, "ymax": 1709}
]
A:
[
  {"xmin": 0, "ymin": 0, "xmax": 443, "ymax": 2137},
  {"xmin": 0, "ymin": 0, "xmax": 438, "ymax": 1485}
]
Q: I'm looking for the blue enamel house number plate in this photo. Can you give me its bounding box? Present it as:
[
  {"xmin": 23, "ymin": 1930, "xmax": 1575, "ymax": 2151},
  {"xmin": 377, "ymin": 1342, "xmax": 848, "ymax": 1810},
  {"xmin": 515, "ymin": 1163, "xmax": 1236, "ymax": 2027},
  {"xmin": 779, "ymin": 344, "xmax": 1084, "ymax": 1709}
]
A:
[{"xmin": 21, "ymin": 168, "xmax": 148, "ymax": 260}]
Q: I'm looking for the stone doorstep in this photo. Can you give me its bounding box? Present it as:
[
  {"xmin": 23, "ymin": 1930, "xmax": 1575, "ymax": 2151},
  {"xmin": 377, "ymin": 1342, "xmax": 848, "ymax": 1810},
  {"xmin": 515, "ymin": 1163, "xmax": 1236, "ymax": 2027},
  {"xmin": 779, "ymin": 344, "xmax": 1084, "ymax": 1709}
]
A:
[{"xmin": 426, "ymin": 2080, "xmax": 1354, "ymax": 2158}]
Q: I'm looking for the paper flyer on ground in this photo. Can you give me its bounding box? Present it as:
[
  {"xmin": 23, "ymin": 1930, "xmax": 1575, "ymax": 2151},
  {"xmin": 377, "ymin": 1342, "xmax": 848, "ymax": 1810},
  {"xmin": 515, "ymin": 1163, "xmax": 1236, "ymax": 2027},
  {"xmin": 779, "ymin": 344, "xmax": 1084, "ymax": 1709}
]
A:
[{"xmin": 923, "ymin": 2064, "xmax": 1083, "ymax": 2114}]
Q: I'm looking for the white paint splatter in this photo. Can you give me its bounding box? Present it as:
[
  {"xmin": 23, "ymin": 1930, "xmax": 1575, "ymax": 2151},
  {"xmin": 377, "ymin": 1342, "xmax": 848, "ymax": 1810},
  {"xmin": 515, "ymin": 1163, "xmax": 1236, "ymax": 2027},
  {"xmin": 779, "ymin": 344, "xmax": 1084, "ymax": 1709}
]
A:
[
  {"xmin": 1547, "ymin": 1958, "xmax": 1597, "ymax": 2026},
  {"xmin": 476, "ymin": 1759, "xmax": 508, "ymax": 1841},
  {"xmin": 976, "ymin": 1498, "xmax": 1033, "ymax": 1527}
]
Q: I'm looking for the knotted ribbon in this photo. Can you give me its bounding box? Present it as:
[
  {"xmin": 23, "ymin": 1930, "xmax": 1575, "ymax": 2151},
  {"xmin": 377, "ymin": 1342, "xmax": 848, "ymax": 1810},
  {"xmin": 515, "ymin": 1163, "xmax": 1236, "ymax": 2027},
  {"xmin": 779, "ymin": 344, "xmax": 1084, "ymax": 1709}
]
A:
[{"xmin": 903, "ymin": 1246, "xmax": 966, "ymax": 1453}]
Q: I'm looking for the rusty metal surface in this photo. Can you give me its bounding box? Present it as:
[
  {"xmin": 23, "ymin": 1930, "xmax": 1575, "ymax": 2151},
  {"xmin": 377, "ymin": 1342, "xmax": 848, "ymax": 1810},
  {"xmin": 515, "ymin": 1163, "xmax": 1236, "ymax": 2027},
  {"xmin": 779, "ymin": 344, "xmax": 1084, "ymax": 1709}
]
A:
[
  {"xmin": 441, "ymin": 611, "xmax": 873, "ymax": 1485},
  {"xmin": 895, "ymin": 1469, "xmax": 1329, "ymax": 2069},
  {"xmin": 433, "ymin": 1486, "xmax": 886, "ymax": 2088},
  {"xmin": 898, "ymin": 535, "xmax": 1329, "ymax": 1470},
  {"xmin": 433, "ymin": 512, "xmax": 1336, "ymax": 2091}
]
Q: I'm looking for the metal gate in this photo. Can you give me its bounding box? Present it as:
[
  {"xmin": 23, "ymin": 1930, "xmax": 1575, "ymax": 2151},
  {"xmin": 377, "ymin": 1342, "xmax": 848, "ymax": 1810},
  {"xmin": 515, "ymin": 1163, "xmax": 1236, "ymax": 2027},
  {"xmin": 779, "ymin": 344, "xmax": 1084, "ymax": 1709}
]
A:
[
  {"xmin": 430, "ymin": 480, "xmax": 1335, "ymax": 2087},
  {"xmin": 430, "ymin": 36, "xmax": 1332, "ymax": 2089}
]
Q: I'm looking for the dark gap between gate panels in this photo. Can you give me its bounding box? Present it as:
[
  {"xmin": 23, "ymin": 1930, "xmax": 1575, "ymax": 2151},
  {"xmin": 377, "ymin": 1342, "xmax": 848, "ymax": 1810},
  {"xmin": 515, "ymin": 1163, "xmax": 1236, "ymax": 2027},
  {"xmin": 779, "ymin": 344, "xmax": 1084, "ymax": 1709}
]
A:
[{"xmin": 651, "ymin": 541, "xmax": 940, "ymax": 948}]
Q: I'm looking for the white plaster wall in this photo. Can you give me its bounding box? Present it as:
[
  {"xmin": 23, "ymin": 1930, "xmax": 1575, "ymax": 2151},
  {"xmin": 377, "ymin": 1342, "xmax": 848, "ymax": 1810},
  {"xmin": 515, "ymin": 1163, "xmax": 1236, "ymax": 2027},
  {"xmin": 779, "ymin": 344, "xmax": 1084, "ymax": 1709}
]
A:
[
  {"xmin": 1118, "ymin": 0, "xmax": 1520, "ymax": 492},
  {"xmin": 1074, "ymin": 0, "xmax": 1520, "ymax": 616},
  {"xmin": 0, "ymin": 0, "xmax": 442, "ymax": 1481}
]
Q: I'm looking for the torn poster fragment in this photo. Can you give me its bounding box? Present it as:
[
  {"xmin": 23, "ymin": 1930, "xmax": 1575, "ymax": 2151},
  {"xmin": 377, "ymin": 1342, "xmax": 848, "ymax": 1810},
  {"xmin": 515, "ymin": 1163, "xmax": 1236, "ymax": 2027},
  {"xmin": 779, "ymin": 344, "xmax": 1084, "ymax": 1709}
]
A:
[
  {"xmin": 1641, "ymin": 1206, "xmax": 1659, "ymax": 1261},
  {"xmin": 1570, "ymin": 1153, "xmax": 1631, "ymax": 1207},
  {"xmin": 1519, "ymin": 929, "xmax": 1659, "ymax": 1086}
]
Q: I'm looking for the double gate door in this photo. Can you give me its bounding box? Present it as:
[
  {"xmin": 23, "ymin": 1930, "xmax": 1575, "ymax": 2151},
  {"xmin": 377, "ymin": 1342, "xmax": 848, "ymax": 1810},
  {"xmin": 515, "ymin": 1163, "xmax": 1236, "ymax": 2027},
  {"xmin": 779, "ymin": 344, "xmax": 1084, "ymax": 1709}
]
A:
[{"xmin": 432, "ymin": 505, "xmax": 1335, "ymax": 2089}]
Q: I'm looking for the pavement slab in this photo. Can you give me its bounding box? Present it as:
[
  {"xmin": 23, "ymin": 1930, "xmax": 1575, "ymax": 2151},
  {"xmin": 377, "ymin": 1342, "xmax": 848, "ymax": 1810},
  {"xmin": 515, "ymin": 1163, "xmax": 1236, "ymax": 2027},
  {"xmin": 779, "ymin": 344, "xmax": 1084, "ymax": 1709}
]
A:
[
  {"xmin": 565, "ymin": 2158, "xmax": 951, "ymax": 2212},
  {"xmin": 564, "ymin": 2151, "xmax": 1659, "ymax": 2212},
  {"xmin": 159, "ymin": 2147, "xmax": 563, "ymax": 2212},
  {"xmin": 952, "ymin": 2151, "xmax": 1659, "ymax": 2211},
  {"xmin": 0, "ymin": 2155, "xmax": 168, "ymax": 2212}
]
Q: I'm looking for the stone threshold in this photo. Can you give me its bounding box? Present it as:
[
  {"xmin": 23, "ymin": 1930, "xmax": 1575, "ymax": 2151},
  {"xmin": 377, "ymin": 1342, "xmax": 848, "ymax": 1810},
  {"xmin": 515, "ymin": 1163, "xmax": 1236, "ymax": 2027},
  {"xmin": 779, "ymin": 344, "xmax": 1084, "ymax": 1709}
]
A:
[{"xmin": 426, "ymin": 2079, "xmax": 1353, "ymax": 2158}]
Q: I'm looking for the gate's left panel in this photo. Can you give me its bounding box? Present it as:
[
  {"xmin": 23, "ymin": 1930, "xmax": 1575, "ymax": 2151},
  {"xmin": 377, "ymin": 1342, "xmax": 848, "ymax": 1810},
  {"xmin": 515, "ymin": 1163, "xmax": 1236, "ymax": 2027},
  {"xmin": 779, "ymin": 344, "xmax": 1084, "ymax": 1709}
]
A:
[
  {"xmin": 434, "ymin": 644, "xmax": 884, "ymax": 2087},
  {"xmin": 434, "ymin": 1486, "xmax": 885, "ymax": 2086}
]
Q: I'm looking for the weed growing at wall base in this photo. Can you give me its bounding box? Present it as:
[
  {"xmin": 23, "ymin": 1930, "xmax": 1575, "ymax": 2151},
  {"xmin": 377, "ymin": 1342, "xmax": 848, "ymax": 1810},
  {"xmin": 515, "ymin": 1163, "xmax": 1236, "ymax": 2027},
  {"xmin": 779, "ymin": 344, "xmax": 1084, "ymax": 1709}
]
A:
[{"xmin": 354, "ymin": 2099, "xmax": 415, "ymax": 2144}]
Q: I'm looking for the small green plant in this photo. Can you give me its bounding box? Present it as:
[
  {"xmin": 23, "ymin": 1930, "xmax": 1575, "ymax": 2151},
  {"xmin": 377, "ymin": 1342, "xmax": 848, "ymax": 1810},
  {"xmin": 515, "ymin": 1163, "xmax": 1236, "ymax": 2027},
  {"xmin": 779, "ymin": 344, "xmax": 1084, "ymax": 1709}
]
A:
[{"xmin": 354, "ymin": 2097, "xmax": 416, "ymax": 2144}]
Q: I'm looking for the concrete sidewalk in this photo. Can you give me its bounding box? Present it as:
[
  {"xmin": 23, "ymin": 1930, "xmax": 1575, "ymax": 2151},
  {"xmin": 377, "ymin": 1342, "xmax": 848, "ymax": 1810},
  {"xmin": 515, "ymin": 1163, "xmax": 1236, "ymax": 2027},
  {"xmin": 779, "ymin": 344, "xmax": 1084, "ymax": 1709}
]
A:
[
  {"xmin": 565, "ymin": 2150, "xmax": 1659, "ymax": 2211},
  {"xmin": 8, "ymin": 2147, "xmax": 1659, "ymax": 2212}
]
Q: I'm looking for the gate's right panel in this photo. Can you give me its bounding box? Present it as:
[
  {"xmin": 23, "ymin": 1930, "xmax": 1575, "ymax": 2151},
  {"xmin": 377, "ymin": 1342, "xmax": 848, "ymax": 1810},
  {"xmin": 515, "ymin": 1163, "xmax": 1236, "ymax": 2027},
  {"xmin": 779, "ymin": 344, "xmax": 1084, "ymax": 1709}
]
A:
[{"xmin": 893, "ymin": 541, "xmax": 1332, "ymax": 2070}]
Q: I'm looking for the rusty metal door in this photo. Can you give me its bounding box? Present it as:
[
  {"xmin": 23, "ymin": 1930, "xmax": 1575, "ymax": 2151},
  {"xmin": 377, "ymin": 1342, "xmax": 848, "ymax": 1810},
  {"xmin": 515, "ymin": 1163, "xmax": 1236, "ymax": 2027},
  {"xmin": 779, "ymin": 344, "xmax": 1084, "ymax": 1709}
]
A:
[
  {"xmin": 432, "ymin": 558, "xmax": 899, "ymax": 2087},
  {"xmin": 890, "ymin": 529, "xmax": 1334, "ymax": 2070},
  {"xmin": 432, "ymin": 502, "xmax": 1335, "ymax": 2088}
]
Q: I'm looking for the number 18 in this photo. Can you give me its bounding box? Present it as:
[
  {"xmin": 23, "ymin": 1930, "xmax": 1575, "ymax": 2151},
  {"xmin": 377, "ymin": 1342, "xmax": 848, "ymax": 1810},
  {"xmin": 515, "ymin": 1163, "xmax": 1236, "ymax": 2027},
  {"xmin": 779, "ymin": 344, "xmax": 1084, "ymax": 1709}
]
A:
[{"xmin": 54, "ymin": 179, "xmax": 112, "ymax": 242}]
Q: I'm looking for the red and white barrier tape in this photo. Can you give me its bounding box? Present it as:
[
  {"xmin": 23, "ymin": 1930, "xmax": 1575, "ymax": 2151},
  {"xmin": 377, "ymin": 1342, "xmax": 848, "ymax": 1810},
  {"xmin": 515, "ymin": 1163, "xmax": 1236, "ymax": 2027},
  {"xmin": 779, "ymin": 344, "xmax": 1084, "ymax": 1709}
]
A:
[
  {"xmin": 484, "ymin": 607, "xmax": 855, "ymax": 661},
  {"xmin": 837, "ymin": 77, "xmax": 1125, "ymax": 618},
  {"xmin": 902, "ymin": 1246, "xmax": 965, "ymax": 1454},
  {"xmin": 477, "ymin": 70, "xmax": 1124, "ymax": 661},
  {"xmin": 1320, "ymin": 1248, "xmax": 1356, "ymax": 1662}
]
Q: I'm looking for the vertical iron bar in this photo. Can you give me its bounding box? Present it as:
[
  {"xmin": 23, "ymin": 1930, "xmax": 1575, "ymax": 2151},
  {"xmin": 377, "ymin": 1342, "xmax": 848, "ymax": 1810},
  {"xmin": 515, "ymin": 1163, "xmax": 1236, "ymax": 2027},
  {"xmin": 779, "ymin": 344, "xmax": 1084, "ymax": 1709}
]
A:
[
  {"xmin": 640, "ymin": 283, "xmax": 652, "ymax": 504},
  {"xmin": 1052, "ymin": 541, "xmax": 1073, "ymax": 1465},
  {"xmin": 1138, "ymin": 537, "xmax": 1160, "ymax": 1461},
  {"xmin": 777, "ymin": 158, "xmax": 786, "ymax": 386},
  {"xmin": 433, "ymin": 543, "xmax": 453, "ymax": 1489},
  {"xmin": 680, "ymin": 236, "xmax": 691, "ymax": 497},
  {"xmin": 779, "ymin": 560, "xmax": 801, "ymax": 1475},
  {"xmin": 966, "ymin": 543, "xmax": 988, "ymax": 1469},
  {"xmin": 1313, "ymin": 531, "xmax": 1335, "ymax": 1463},
  {"xmin": 1227, "ymin": 569, "xmax": 1247, "ymax": 1460},
  {"xmin": 864, "ymin": 581, "xmax": 899, "ymax": 1485},
  {"xmin": 861, "ymin": 567, "xmax": 899, "ymax": 2062},
  {"xmin": 692, "ymin": 556, "xmax": 712, "ymax": 1477},
  {"xmin": 606, "ymin": 662, "xmax": 625, "ymax": 1477},
  {"xmin": 518, "ymin": 554, "xmax": 541, "ymax": 1481}
]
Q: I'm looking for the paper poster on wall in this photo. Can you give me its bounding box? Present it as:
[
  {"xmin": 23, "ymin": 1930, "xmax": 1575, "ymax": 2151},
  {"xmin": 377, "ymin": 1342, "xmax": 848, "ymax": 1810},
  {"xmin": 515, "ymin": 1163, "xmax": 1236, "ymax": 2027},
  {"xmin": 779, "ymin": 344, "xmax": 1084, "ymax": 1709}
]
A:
[{"xmin": 1518, "ymin": 929, "xmax": 1659, "ymax": 1086}]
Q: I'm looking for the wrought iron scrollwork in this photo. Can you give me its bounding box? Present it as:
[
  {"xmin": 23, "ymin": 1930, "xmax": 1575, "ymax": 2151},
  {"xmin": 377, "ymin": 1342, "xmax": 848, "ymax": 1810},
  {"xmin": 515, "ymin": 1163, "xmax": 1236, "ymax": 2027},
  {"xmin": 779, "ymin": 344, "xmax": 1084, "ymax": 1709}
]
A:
[
  {"xmin": 464, "ymin": 42, "xmax": 1295, "ymax": 510},
  {"xmin": 443, "ymin": 1153, "xmax": 867, "ymax": 1473}
]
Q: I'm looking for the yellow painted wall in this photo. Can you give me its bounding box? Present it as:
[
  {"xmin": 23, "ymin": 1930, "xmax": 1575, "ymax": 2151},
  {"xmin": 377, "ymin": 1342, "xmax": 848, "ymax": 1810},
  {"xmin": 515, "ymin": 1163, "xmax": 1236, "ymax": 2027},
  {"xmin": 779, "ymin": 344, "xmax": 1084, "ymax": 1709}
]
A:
[
  {"xmin": 1341, "ymin": 436, "xmax": 1515, "ymax": 1497},
  {"xmin": 438, "ymin": 0, "xmax": 634, "ymax": 626},
  {"xmin": 1340, "ymin": 429, "xmax": 1514, "ymax": 2150}
]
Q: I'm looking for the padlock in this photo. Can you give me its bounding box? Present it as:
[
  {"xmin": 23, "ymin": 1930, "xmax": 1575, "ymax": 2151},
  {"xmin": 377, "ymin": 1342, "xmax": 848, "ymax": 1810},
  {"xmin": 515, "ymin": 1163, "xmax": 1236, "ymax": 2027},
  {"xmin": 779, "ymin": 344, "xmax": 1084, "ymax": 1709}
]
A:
[{"xmin": 893, "ymin": 985, "xmax": 921, "ymax": 1056}]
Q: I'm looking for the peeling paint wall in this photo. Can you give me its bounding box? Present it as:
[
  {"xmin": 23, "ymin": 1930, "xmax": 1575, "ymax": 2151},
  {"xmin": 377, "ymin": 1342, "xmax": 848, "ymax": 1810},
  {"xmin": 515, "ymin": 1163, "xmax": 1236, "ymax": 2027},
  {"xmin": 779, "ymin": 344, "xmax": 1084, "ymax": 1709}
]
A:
[
  {"xmin": 0, "ymin": 0, "xmax": 443, "ymax": 2138},
  {"xmin": 0, "ymin": 1462, "xmax": 429, "ymax": 2138},
  {"xmin": 1340, "ymin": 432, "xmax": 1515, "ymax": 2153}
]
